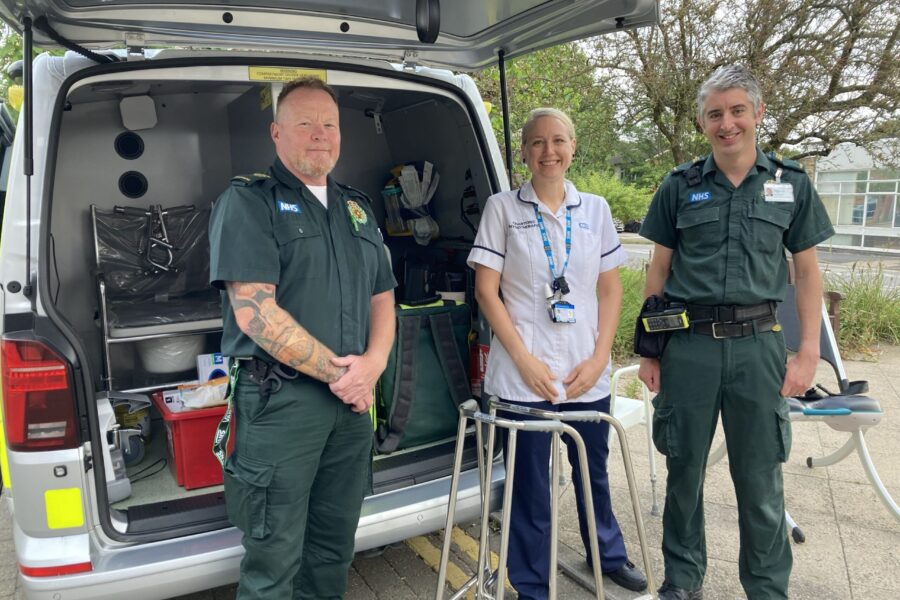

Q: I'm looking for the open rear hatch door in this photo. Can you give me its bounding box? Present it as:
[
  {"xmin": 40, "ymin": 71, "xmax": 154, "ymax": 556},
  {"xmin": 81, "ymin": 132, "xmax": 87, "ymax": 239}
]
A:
[{"xmin": 0, "ymin": 0, "xmax": 657, "ymax": 70}]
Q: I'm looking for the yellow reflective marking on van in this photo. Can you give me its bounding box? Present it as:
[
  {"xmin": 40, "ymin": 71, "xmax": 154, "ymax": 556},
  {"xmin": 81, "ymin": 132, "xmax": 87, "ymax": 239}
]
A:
[
  {"xmin": 45, "ymin": 489, "xmax": 84, "ymax": 529},
  {"xmin": 0, "ymin": 360, "xmax": 10, "ymax": 490},
  {"xmin": 248, "ymin": 67, "xmax": 327, "ymax": 83}
]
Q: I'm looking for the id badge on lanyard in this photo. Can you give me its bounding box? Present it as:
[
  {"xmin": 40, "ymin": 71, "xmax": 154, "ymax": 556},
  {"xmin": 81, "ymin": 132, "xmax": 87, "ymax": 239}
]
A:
[
  {"xmin": 764, "ymin": 167, "xmax": 794, "ymax": 203},
  {"xmin": 531, "ymin": 200, "xmax": 576, "ymax": 324}
]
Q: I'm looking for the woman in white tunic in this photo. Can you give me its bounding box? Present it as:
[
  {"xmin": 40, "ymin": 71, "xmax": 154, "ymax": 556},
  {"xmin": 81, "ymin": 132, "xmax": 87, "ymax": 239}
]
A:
[{"xmin": 466, "ymin": 108, "xmax": 647, "ymax": 599}]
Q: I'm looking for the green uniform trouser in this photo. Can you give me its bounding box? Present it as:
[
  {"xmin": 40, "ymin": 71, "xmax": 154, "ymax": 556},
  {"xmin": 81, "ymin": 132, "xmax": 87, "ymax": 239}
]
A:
[
  {"xmin": 653, "ymin": 327, "xmax": 793, "ymax": 599},
  {"xmin": 223, "ymin": 372, "xmax": 373, "ymax": 600}
]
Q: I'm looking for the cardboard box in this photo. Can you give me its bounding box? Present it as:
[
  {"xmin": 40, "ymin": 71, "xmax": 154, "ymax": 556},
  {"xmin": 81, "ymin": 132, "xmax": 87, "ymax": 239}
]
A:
[{"xmin": 197, "ymin": 352, "xmax": 230, "ymax": 382}]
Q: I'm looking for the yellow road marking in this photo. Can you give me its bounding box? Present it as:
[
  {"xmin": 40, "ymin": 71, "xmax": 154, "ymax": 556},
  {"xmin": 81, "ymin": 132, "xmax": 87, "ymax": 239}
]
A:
[
  {"xmin": 406, "ymin": 535, "xmax": 474, "ymax": 599},
  {"xmin": 406, "ymin": 526, "xmax": 512, "ymax": 598},
  {"xmin": 452, "ymin": 526, "xmax": 512, "ymax": 592},
  {"xmin": 451, "ymin": 526, "xmax": 498, "ymax": 570}
]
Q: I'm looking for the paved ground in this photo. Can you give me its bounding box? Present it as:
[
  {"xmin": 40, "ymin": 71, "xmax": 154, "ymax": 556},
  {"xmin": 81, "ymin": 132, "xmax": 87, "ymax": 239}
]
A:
[{"xmin": 1, "ymin": 343, "xmax": 897, "ymax": 600}]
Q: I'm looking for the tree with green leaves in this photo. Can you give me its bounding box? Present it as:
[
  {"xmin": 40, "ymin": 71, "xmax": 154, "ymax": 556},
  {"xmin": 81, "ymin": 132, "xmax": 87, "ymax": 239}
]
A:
[
  {"xmin": 590, "ymin": 0, "xmax": 900, "ymax": 165},
  {"xmin": 569, "ymin": 171, "xmax": 652, "ymax": 223},
  {"xmin": 472, "ymin": 43, "xmax": 620, "ymax": 184}
]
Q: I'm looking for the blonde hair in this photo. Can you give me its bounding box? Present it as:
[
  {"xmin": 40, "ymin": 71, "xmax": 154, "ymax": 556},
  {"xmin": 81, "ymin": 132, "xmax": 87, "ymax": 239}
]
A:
[{"xmin": 521, "ymin": 108, "xmax": 576, "ymax": 146}]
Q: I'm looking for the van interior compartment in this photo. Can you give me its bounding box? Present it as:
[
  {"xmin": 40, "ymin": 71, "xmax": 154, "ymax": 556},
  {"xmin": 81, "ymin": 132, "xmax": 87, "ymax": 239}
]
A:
[{"xmin": 45, "ymin": 64, "xmax": 492, "ymax": 538}]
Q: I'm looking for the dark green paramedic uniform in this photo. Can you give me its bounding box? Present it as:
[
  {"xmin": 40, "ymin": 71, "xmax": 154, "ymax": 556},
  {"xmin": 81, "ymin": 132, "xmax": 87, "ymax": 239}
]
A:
[
  {"xmin": 209, "ymin": 158, "xmax": 396, "ymax": 600},
  {"xmin": 640, "ymin": 149, "xmax": 833, "ymax": 599}
]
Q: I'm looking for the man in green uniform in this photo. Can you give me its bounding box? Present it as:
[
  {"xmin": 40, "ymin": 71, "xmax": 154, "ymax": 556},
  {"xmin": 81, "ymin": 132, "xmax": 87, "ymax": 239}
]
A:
[
  {"xmin": 638, "ymin": 65, "xmax": 834, "ymax": 600},
  {"xmin": 208, "ymin": 77, "xmax": 396, "ymax": 599}
]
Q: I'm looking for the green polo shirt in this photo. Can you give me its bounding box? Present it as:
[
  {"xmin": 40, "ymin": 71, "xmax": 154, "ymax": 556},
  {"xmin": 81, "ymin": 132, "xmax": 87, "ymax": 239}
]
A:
[
  {"xmin": 209, "ymin": 158, "xmax": 397, "ymax": 362},
  {"xmin": 640, "ymin": 148, "xmax": 834, "ymax": 305}
]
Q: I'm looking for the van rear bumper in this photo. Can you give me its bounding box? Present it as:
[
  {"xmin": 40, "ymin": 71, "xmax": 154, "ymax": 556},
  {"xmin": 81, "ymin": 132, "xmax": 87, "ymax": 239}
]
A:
[{"xmin": 15, "ymin": 464, "xmax": 502, "ymax": 599}]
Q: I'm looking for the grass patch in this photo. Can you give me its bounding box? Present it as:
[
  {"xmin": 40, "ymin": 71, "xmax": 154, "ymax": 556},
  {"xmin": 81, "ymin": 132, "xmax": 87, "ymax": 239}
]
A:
[
  {"xmin": 824, "ymin": 263, "xmax": 900, "ymax": 356},
  {"xmin": 612, "ymin": 267, "xmax": 646, "ymax": 365}
]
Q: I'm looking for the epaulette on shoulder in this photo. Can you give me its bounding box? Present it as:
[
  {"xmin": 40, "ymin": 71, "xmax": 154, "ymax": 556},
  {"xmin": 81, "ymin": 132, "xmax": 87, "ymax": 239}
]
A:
[
  {"xmin": 672, "ymin": 156, "xmax": 706, "ymax": 186},
  {"xmin": 336, "ymin": 181, "xmax": 372, "ymax": 204},
  {"xmin": 231, "ymin": 172, "xmax": 272, "ymax": 187},
  {"xmin": 672, "ymin": 156, "xmax": 705, "ymax": 173},
  {"xmin": 766, "ymin": 151, "xmax": 805, "ymax": 172}
]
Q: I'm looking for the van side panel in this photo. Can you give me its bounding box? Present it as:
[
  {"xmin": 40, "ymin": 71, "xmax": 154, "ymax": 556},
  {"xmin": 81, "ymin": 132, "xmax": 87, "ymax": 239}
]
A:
[{"xmin": 7, "ymin": 447, "xmax": 88, "ymax": 537}]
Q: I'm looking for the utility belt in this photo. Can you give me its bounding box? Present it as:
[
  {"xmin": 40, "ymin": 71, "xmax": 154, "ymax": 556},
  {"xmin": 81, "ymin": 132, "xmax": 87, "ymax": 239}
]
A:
[
  {"xmin": 635, "ymin": 297, "xmax": 779, "ymax": 358},
  {"xmin": 687, "ymin": 302, "xmax": 777, "ymax": 339},
  {"xmin": 237, "ymin": 357, "xmax": 301, "ymax": 396}
]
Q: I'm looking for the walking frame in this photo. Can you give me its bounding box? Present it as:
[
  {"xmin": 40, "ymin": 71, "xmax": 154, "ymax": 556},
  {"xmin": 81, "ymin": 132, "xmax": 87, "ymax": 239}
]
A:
[{"xmin": 436, "ymin": 398, "xmax": 657, "ymax": 600}]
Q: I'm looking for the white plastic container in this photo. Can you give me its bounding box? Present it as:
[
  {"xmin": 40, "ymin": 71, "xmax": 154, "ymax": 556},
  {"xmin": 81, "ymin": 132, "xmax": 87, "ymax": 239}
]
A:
[{"xmin": 136, "ymin": 335, "xmax": 204, "ymax": 373}]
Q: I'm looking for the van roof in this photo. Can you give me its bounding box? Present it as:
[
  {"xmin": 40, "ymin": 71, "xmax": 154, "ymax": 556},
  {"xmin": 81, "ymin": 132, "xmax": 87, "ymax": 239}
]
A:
[{"xmin": 0, "ymin": 0, "xmax": 658, "ymax": 70}]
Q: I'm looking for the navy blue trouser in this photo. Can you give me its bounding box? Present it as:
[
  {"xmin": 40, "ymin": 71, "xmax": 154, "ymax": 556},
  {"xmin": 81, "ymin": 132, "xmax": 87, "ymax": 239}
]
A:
[{"xmin": 500, "ymin": 396, "xmax": 627, "ymax": 600}]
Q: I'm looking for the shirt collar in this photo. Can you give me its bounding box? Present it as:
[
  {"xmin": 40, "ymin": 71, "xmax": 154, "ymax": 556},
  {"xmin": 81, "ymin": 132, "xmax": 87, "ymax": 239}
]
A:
[
  {"xmin": 701, "ymin": 147, "xmax": 768, "ymax": 178},
  {"xmin": 515, "ymin": 180, "xmax": 582, "ymax": 212},
  {"xmin": 754, "ymin": 148, "xmax": 776, "ymax": 175},
  {"xmin": 271, "ymin": 157, "xmax": 305, "ymax": 190},
  {"xmin": 272, "ymin": 157, "xmax": 341, "ymax": 206}
]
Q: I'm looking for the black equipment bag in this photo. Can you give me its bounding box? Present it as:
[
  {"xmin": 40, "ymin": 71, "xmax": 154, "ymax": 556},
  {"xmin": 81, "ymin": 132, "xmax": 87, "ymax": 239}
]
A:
[{"xmin": 376, "ymin": 300, "xmax": 471, "ymax": 453}]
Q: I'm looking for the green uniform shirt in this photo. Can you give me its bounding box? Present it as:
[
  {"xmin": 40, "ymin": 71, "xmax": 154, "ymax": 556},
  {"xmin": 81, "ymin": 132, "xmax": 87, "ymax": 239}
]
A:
[
  {"xmin": 209, "ymin": 158, "xmax": 397, "ymax": 361},
  {"xmin": 640, "ymin": 148, "xmax": 834, "ymax": 305}
]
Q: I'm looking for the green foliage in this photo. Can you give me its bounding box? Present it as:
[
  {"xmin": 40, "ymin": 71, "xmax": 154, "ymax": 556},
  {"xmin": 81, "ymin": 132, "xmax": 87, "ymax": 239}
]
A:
[
  {"xmin": 472, "ymin": 43, "xmax": 619, "ymax": 184},
  {"xmin": 824, "ymin": 264, "xmax": 900, "ymax": 356},
  {"xmin": 612, "ymin": 267, "xmax": 646, "ymax": 364},
  {"xmin": 0, "ymin": 25, "xmax": 61, "ymax": 117},
  {"xmin": 0, "ymin": 27, "xmax": 23, "ymax": 100},
  {"xmin": 569, "ymin": 171, "xmax": 652, "ymax": 223}
]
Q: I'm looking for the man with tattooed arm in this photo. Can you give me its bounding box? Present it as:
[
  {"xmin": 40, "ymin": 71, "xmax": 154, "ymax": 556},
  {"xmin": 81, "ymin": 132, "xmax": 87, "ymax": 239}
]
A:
[{"xmin": 209, "ymin": 77, "xmax": 396, "ymax": 600}]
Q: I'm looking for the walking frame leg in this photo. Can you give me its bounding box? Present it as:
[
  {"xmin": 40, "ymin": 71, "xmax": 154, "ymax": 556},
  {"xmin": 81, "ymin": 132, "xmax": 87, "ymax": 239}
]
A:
[
  {"xmin": 606, "ymin": 416, "xmax": 657, "ymax": 599},
  {"xmin": 436, "ymin": 410, "xmax": 475, "ymax": 600},
  {"xmin": 562, "ymin": 424, "xmax": 604, "ymax": 600},
  {"xmin": 478, "ymin": 417, "xmax": 499, "ymax": 598}
]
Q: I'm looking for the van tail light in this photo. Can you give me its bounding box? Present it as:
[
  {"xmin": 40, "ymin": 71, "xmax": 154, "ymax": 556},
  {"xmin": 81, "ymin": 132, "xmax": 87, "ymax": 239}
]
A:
[
  {"xmin": 2, "ymin": 338, "xmax": 79, "ymax": 451},
  {"xmin": 19, "ymin": 562, "xmax": 93, "ymax": 577},
  {"xmin": 19, "ymin": 562, "xmax": 94, "ymax": 577}
]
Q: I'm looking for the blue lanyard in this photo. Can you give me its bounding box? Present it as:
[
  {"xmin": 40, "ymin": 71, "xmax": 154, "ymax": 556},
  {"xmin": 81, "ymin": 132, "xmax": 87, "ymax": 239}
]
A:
[{"xmin": 531, "ymin": 203, "xmax": 571, "ymax": 283}]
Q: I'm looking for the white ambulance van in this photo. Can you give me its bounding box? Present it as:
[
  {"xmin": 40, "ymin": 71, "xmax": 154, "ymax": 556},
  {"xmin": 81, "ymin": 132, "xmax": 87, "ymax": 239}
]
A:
[{"xmin": 0, "ymin": 2, "xmax": 656, "ymax": 598}]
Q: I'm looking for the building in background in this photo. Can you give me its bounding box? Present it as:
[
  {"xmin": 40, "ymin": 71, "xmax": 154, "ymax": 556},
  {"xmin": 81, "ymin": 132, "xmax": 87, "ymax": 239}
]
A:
[{"xmin": 814, "ymin": 142, "xmax": 900, "ymax": 251}]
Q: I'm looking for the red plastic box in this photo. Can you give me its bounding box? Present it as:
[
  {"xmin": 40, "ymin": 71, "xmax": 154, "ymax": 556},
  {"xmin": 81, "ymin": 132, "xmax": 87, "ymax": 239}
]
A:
[{"xmin": 151, "ymin": 393, "xmax": 227, "ymax": 490}]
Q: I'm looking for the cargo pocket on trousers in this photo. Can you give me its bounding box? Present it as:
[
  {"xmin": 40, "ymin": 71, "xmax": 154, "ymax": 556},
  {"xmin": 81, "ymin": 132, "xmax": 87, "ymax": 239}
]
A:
[
  {"xmin": 224, "ymin": 453, "xmax": 276, "ymax": 539},
  {"xmin": 776, "ymin": 402, "xmax": 792, "ymax": 462},
  {"xmin": 651, "ymin": 404, "xmax": 679, "ymax": 458}
]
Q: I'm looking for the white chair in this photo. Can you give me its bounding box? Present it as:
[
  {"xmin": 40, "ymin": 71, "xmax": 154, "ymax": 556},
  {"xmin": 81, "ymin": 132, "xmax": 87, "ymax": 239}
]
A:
[{"xmin": 610, "ymin": 364, "xmax": 660, "ymax": 516}]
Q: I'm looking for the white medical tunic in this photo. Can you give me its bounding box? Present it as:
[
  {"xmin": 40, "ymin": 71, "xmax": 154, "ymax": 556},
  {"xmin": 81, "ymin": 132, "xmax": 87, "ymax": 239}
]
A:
[{"xmin": 467, "ymin": 180, "xmax": 627, "ymax": 403}]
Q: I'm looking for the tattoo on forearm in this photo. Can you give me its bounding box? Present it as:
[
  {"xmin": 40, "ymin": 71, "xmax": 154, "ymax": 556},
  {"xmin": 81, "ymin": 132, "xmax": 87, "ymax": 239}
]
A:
[
  {"xmin": 247, "ymin": 316, "xmax": 266, "ymax": 336},
  {"xmin": 227, "ymin": 282, "xmax": 346, "ymax": 383}
]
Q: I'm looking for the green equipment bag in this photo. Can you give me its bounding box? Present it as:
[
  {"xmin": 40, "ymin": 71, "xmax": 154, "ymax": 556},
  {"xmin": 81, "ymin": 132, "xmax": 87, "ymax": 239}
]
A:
[{"xmin": 376, "ymin": 300, "xmax": 471, "ymax": 453}]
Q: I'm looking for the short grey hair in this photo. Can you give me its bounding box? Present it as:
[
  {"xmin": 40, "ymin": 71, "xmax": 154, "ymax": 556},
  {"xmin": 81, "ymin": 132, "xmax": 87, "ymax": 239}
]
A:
[
  {"xmin": 696, "ymin": 65, "xmax": 763, "ymax": 121},
  {"xmin": 521, "ymin": 107, "xmax": 576, "ymax": 146}
]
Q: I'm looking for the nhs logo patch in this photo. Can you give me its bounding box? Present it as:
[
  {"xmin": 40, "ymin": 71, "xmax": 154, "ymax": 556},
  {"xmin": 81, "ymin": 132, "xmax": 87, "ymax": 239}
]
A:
[
  {"xmin": 278, "ymin": 200, "xmax": 301, "ymax": 213},
  {"xmin": 689, "ymin": 191, "xmax": 711, "ymax": 203}
]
